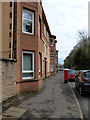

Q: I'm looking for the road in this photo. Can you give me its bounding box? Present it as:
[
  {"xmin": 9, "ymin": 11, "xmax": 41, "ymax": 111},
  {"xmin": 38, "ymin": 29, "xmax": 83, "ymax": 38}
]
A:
[{"xmin": 70, "ymin": 82, "xmax": 90, "ymax": 120}]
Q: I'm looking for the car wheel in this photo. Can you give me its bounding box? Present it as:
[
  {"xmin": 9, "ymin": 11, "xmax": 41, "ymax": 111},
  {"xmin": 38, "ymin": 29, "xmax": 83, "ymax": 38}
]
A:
[{"xmin": 79, "ymin": 87, "xmax": 84, "ymax": 96}]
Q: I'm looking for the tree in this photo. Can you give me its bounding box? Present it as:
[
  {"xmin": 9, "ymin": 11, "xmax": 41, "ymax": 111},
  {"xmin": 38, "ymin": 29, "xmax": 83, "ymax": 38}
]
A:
[{"xmin": 64, "ymin": 29, "xmax": 90, "ymax": 70}]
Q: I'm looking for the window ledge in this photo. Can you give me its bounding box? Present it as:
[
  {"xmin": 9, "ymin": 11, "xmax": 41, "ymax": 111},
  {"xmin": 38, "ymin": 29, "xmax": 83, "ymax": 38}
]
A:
[
  {"xmin": 16, "ymin": 77, "xmax": 44, "ymax": 83},
  {"xmin": 22, "ymin": 32, "xmax": 34, "ymax": 36}
]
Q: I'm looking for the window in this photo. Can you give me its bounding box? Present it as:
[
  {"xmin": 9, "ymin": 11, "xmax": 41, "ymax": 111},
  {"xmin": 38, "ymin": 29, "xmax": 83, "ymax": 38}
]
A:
[
  {"xmin": 56, "ymin": 58, "xmax": 58, "ymax": 63},
  {"xmin": 51, "ymin": 51, "xmax": 54, "ymax": 58},
  {"xmin": 10, "ymin": 23, "xmax": 12, "ymax": 29},
  {"xmin": 9, "ymin": 54, "xmax": 11, "ymax": 58},
  {"xmin": 22, "ymin": 51, "xmax": 34, "ymax": 79},
  {"xmin": 10, "ymin": 2, "xmax": 12, "ymax": 7},
  {"xmin": 56, "ymin": 52, "xmax": 58, "ymax": 56},
  {"xmin": 39, "ymin": 53, "xmax": 41, "ymax": 77},
  {"xmin": 9, "ymin": 42, "xmax": 11, "ymax": 48},
  {"xmin": 56, "ymin": 65, "xmax": 58, "ymax": 70},
  {"xmin": 9, "ymin": 32, "xmax": 11, "ymax": 37},
  {"xmin": 51, "ymin": 38, "xmax": 54, "ymax": 46},
  {"xmin": 39, "ymin": 17, "xmax": 41, "ymax": 38},
  {"xmin": 23, "ymin": 9, "xmax": 34, "ymax": 34},
  {"xmin": 10, "ymin": 12, "xmax": 12, "ymax": 18},
  {"xmin": 51, "ymin": 63, "xmax": 54, "ymax": 72}
]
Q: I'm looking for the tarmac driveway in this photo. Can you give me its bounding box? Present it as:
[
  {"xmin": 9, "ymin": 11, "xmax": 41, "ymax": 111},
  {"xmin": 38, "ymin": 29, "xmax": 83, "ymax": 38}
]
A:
[{"xmin": 18, "ymin": 72, "xmax": 80, "ymax": 119}]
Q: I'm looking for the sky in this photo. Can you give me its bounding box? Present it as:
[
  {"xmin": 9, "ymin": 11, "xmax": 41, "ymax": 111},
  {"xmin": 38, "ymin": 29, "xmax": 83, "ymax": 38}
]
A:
[{"xmin": 42, "ymin": 0, "xmax": 89, "ymax": 65}]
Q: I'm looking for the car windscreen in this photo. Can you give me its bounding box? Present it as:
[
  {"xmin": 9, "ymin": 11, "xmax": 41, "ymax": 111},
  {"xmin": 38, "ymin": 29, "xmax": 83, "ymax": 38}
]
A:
[
  {"xmin": 68, "ymin": 72, "xmax": 76, "ymax": 75},
  {"xmin": 84, "ymin": 71, "xmax": 90, "ymax": 78},
  {"xmin": 68, "ymin": 70, "xmax": 76, "ymax": 74}
]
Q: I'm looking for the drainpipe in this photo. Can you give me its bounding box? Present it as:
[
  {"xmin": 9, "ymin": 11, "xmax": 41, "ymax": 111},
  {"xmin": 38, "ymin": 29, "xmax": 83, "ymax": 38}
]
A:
[{"xmin": 11, "ymin": 1, "xmax": 14, "ymax": 59}]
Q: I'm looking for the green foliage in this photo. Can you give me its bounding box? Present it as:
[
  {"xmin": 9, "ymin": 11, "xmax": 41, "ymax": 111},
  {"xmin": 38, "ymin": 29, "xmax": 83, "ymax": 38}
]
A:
[{"xmin": 64, "ymin": 30, "xmax": 90, "ymax": 70}]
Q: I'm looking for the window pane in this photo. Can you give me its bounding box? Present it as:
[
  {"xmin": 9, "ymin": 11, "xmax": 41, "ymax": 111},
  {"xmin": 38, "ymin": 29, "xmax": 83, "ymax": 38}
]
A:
[
  {"xmin": 51, "ymin": 39, "xmax": 53, "ymax": 46},
  {"xmin": 39, "ymin": 53, "xmax": 41, "ymax": 77},
  {"xmin": 23, "ymin": 73, "xmax": 33, "ymax": 77},
  {"xmin": 23, "ymin": 19, "xmax": 32, "ymax": 33},
  {"xmin": 51, "ymin": 51, "xmax": 54, "ymax": 57},
  {"xmin": 39, "ymin": 54, "xmax": 41, "ymax": 70},
  {"xmin": 23, "ymin": 53, "xmax": 32, "ymax": 70},
  {"xmin": 51, "ymin": 63, "xmax": 54, "ymax": 72},
  {"xmin": 23, "ymin": 10, "xmax": 32, "ymax": 20}
]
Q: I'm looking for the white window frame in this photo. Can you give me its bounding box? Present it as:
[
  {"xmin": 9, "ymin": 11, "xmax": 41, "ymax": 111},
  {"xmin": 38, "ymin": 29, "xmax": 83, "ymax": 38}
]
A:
[
  {"xmin": 22, "ymin": 51, "xmax": 34, "ymax": 79},
  {"xmin": 51, "ymin": 63, "xmax": 54, "ymax": 72},
  {"xmin": 56, "ymin": 52, "xmax": 58, "ymax": 56},
  {"xmin": 51, "ymin": 38, "xmax": 54, "ymax": 46},
  {"xmin": 39, "ymin": 53, "xmax": 41, "ymax": 77},
  {"xmin": 22, "ymin": 9, "xmax": 34, "ymax": 35},
  {"xmin": 51, "ymin": 51, "xmax": 54, "ymax": 58}
]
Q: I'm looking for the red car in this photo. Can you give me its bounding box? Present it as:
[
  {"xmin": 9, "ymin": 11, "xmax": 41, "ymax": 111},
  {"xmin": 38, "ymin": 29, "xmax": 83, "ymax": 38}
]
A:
[{"xmin": 68, "ymin": 70, "xmax": 76, "ymax": 81}]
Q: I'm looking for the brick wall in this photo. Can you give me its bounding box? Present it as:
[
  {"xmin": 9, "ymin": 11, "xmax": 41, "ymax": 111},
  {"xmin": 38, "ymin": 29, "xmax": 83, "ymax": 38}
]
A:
[
  {"xmin": 0, "ymin": 59, "xmax": 16, "ymax": 102},
  {"xmin": 16, "ymin": 78, "xmax": 43, "ymax": 94}
]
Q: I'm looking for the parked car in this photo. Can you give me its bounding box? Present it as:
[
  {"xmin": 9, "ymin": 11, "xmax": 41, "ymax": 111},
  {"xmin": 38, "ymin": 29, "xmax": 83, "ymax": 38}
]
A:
[
  {"xmin": 59, "ymin": 68, "xmax": 64, "ymax": 71},
  {"xmin": 68, "ymin": 69, "xmax": 76, "ymax": 81},
  {"xmin": 75, "ymin": 70, "xmax": 90, "ymax": 95}
]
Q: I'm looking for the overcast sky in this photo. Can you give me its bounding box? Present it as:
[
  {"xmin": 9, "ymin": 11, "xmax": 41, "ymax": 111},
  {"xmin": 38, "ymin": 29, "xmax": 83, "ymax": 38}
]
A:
[{"xmin": 42, "ymin": 0, "xmax": 89, "ymax": 64}]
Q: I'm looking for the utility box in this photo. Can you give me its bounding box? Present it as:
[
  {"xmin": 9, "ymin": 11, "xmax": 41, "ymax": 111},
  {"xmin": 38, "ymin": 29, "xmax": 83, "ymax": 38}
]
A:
[{"xmin": 64, "ymin": 69, "xmax": 68, "ymax": 83}]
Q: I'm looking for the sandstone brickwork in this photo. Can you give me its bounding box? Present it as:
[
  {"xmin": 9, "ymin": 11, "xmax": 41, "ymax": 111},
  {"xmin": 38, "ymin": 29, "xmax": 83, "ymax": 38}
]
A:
[{"xmin": 0, "ymin": 59, "xmax": 16, "ymax": 101}]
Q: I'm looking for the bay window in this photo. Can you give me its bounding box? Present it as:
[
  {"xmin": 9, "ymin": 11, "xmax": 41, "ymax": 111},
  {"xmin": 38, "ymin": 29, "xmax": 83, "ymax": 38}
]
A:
[
  {"xmin": 51, "ymin": 51, "xmax": 54, "ymax": 58},
  {"xmin": 39, "ymin": 53, "xmax": 41, "ymax": 77},
  {"xmin": 51, "ymin": 63, "xmax": 54, "ymax": 72},
  {"xmin": 22, "ymin": 51, "xmax": 34, "ymax": 79},
  {"xmin": 51, "ymin": 38, "xmax": 54, "ymax": 46},
  {"xmin": 23, "ymin": 9, "xmax": 34, "ymax": 34}
]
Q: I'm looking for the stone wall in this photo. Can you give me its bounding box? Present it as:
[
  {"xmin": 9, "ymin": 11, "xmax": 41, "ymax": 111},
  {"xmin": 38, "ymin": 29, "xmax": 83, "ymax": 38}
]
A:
[{"xmin": 0, "ymin": 59, "xmax": 16, "ymax": 102}]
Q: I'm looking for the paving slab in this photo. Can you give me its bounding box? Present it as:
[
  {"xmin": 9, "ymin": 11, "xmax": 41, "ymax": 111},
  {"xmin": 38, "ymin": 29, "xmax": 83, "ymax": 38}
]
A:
[{"xmin": 2, "ymin": 107, "xmax": 27, "ymax": 118}]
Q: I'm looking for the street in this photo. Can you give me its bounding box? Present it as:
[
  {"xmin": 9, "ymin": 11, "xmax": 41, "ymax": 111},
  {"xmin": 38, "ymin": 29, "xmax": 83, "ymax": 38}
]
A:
[
  {"xmin": 70, "ymin": 82, "xmax": 90, "ymax": 120},
  {"xmin": 2, "ymin": 71, "xmax": 81, "ymax": 119}
]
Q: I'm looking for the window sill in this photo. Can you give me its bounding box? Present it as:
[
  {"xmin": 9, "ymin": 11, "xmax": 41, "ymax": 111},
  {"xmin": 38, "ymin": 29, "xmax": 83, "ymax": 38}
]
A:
[
  {"xmin": 16, "ymin": 79, "xmax": 38, "ymax": 83},
  {"xmin": 22, "ymin": 31, "xmax": 34, "ymax": 36}
]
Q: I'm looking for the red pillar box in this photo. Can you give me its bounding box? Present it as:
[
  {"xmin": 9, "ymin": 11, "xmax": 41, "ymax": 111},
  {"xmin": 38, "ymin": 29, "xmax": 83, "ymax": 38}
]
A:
[{"xmin": 64, "ymin": 69, "xmax": 68, "ymax": 83}]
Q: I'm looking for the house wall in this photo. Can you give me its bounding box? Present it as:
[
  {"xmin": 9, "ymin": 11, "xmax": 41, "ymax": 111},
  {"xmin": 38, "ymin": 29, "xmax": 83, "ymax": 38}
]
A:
[
  {"xmin": 42, "ymin": 15, "xmax": 51, "ymax": 78},
  {"xmin": 50, "ymin": 37, "xmax": 56, "ymax": 75},
  {"xmin": 1, "ymin": 2, "xmax": 12, "ymax": 59},
  {"xmin": 42, "ymin": 39, "xmax": 50, "ymax": 78},
  {"xmin": 16, "ymin": 2, "xmax": 43, "ymax": 93},
  {"xmin": 0, "ymin": 2, "xmax": 2, "ymax": 59}
]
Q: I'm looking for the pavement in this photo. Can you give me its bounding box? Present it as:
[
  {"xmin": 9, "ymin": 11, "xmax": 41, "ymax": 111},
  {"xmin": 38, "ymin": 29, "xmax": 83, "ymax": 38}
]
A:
[{"xmin": 2, "ymin": 71, "xmax": 82, "ymax": 119}]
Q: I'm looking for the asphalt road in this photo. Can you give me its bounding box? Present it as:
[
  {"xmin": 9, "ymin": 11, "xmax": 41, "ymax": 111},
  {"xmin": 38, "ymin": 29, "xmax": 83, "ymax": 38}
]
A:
[{"xmin": 70, "ymin": 82, "xmax": 90, "ymax": 120}]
